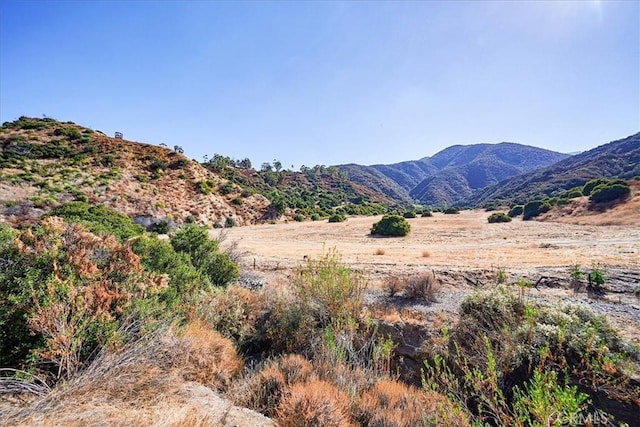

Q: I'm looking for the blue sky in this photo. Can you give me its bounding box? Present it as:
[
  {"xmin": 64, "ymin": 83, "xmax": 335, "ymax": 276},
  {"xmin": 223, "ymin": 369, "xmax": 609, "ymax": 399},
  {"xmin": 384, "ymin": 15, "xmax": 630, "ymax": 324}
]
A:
[{"xmin": 1, "ymin": 1, "xmax": 638, "ymax": 168}]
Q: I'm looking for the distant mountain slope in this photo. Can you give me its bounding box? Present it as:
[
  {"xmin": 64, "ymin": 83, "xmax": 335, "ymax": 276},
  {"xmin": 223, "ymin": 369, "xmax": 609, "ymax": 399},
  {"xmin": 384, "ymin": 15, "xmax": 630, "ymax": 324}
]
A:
[
  {"xmin": 335, "ymin": 163, "xmax": 415, "ymax": 203},
  {"xmin": 338, "ymin": 142, "xmax": 568, "ymax": 206},
  {"xmin": 467, "ymin": 132, "xmax": 640, "ymax": 206},
  {"xmin": 409, "ymin": 143, "xmax": 569, "ymax": 205},
  {"xmin": 370, "ymin": 161, "xmax": 439, "ymax": 192},
  {"xmin": 337, "ymin": 142, "xmax": 568, "ymax": 205}
]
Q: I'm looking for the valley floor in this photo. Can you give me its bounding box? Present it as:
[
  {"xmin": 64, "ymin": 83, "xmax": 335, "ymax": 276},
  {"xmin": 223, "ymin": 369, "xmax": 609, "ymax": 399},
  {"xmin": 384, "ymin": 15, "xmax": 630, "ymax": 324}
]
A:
[{"xmin": 223, "ymin": 210, "xmax": 640, "ymax": 343}]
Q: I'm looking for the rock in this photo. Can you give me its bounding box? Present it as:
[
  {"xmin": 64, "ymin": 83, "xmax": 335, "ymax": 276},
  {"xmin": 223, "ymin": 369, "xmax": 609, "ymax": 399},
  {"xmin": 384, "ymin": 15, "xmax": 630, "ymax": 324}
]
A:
[{"xmin": 133, "ymin": 215, "xmax": 178, "ymax": 232}]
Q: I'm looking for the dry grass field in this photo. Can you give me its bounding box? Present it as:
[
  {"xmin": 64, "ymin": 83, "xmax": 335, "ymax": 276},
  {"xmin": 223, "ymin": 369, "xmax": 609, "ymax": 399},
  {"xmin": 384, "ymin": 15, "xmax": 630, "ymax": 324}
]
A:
[{"xmin": 224, "ymin": 210, "xmax": 640, "ymax": 274}]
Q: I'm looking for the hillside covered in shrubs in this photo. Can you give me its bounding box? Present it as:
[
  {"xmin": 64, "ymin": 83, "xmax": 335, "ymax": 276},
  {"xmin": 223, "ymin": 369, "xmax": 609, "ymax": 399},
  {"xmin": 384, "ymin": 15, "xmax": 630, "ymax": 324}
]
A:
[
  {"xmin": 0, "ymin": 117, "xmax": 403, "ymax": 229},
  {"xmin": 200, "ymin": 154, "xmax": 392, "ymax": 221},
  {"xmin": 469, "ymin": 132, "xmax": 640, "ymax": 207},
  {"xmin": 0, "ymin": 117, "xmax": 273, "ymax": 228}
]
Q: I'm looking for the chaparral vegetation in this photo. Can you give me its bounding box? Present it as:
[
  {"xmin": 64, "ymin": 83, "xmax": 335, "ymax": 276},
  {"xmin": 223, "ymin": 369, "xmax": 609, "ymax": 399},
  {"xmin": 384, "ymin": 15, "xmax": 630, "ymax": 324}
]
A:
[{"xmin": 1, "ymin": 118, "xmax": 639, "ymax": 426}]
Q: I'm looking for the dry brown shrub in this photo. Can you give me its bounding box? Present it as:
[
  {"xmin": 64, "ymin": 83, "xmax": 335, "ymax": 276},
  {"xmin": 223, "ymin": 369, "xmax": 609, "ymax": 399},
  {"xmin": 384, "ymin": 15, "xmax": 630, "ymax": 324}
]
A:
[
  {"xmin": 356, "ymin": 379, "xmax": 470, "ymax": 427},
  {"xmin": 383, "ymin": 276, "xmax": 402, "ymax": 297},
  {"xmin": 368, "ymin": 305, "xmax": 428, "ymax": 325},
  {"xmin": 227, "ymin": 354, "xmax": 315, "ymax": 418},
  {"xmin": 403, "ymin": 272, "xmax": 439, "ymax": 302},
  {"xmin": 276, "ymin": 380, "xmax": 354, "ymax": 427},
  {"xmin": 9, "ymin": 217, "xmax": 166, "ymax": 381},
  {"xmin": 233, "ymin": 363, "xmax": 286, "ymax": 417},
  {"xmin": 176, "ymin": 321, "xmax": 243, "ymax": 390},
  {"xmin": 312, "ymin": 351, "xmax": 372, "ymax": 398},
  {"xmin": 197, "ymin": 285, "xmax": 267, "ymax": 348},
  {"xmin": 374, "ymin": 248, "xmax": 385, "ymax": 255},
  {"xmin": 276, "ymin": 354, "xmax": 315, "ymax": 385},
  {"xmin": 422, "ymin": 250, "xmax": 431, "ymax": 258}
]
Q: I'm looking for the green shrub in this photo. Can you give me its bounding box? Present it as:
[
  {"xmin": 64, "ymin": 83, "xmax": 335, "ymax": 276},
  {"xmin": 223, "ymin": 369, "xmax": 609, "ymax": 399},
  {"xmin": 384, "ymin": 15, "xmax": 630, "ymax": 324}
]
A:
[
  {"xmin": 589, "ymin": 266, "xmax": 607, "ymax": 291},
  {"xmin": 170, "ymin": 158, "xmax": 189, "ymax": 169},
  {"xmin": 582, "ymin": 178, "xmax": 612, "ymax": 196},
  {"xmin": 291, "ymin": 249, "xmax": 367, "ymax": 327},
  {"xmin": 53, "ymin": 126, "xmax": 83, "ymax": 141},
  {"xmin": 153, "ymin": 221, "xmax": 170, "ymax": 234},
  {"xmin": 148, "ymin": 158, "xmax": 168, "ymax": 172},
  {"xmin": 98, "ymin": 154, "xmax": 115, "ymax": 166},
  {"xmin": 371, "ymin": 214, "xmax": 410, "ymax": 237},
  {"xmin": 421, "ymin": 210, "xmax": 433, "ymax": 217},
  {"xmin": 131, "ymin": 234, "xmax": 210, "ymax": 305},
  {"xmin": 589, "ymin": 183, "xmax": 630, "ymax": 204},
  {"xmin": 220, "ymin": 182, "xmax": 235, "ymax": 195},
  {"xmin": 522, "ymin": 200, "xmax": 551, "ymax": 220},
  {"xmin": 403, "ymin": 211, "xmax": 417, "ymax": 218},
  {"xmin": 47, "ymin": 201, "xmax": 144, "ymax": 241},
  {"xmin": 310, "ymin": 213, "xmax": 321, "ymax": 221},
  {"xmin": 508, "ymin": 205, "xmax": 524, "ymax": 217},
  {"xmin": 512, "ymin": 369, "xmax": 589, "ymax": 426},
  {"xmin": 566, "ymin": 187, "xmax": 583, "ymax": 199},
  {"xmin": 15, "ymin": 116, "xmax": 49, "ymax": 130},
  {"xmin": 293, "ymin": 213, "xmax": 305, "ymax": 222},
  {"xmin": 196, "ymin": 180, "xmax": 213, "ymax": 195},
  {"xmin": 0, "ymin": 218, "xmax": 165, "ymax": 380},
  {"xmin": 423, "ymin": 289, "xmax": 636, "ymax": 425},
  {"xmin": 487, "ymin": 212, "xmax": 511, "ymax": 223},
  {"xmin": 443, "ymin": 207, "xmax": 459, "ymax": 214},
  {"xmin": 170, "ymin": 224, "xmax": 239, "ymax": 287},
  {"xmin": 328, "ymin": 213, "xmax": 346, "ymax": 223},
  {"xmin": 569, "ymin": 264, "xmax": 585, "ymax": 292}
]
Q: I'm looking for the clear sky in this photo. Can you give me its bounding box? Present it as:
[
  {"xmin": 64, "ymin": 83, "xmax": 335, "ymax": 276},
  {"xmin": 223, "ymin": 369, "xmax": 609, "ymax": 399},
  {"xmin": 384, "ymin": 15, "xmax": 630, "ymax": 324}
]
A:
[{"xmin": 1, "ymin": 1, "xmax": 638, "ymax": 168}]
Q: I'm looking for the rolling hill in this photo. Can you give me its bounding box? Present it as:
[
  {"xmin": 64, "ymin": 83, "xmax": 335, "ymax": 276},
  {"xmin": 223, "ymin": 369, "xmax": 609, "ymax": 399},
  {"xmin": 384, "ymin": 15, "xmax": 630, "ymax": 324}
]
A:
[
  {"xmin": 0, "ymin": 117, "xmax": 271, "ymax": 227},
  {"xmin": 466, "ymin": 132, "xmax": 640, "ymax": 206},
  {"xmin": 0, "ymin": 117, "xmax": 392, "ymax": 227}
]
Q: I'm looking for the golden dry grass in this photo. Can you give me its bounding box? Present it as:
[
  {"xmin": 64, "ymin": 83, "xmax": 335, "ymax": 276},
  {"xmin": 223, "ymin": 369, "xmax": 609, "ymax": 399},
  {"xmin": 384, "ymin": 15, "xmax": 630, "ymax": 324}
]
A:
[
  {"xmin": 225, "ymin": 210, "xmax": 640, "ymax": 275},
  {"xmin": 1, "ymin": 326, "xmax": 271, "ymax": 427},
  {"xmin": 356, "ymin": 379, "xmax": 470, "ymax": 426},
  {"xmin": 276, "ymin": 380, "xmax": 354, "ymax": 427},
  {"xmin": 541, "ymin": 180, "xmax": 640, "ymax": 226},
  {"xmin": 178, "ymin": 321, "xmax": 244, "ymax": 390}
]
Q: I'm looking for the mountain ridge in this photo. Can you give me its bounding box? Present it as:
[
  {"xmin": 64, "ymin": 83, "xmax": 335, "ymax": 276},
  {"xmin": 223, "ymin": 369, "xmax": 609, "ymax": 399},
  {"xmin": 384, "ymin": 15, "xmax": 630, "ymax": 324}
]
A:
[
  {"xmin": 338, "ymin": 142, "xmax": 569, "ymax": 206},
  {"xmin": 466, "ymin": 132, "xmax": 640, "ymax": 206}
]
